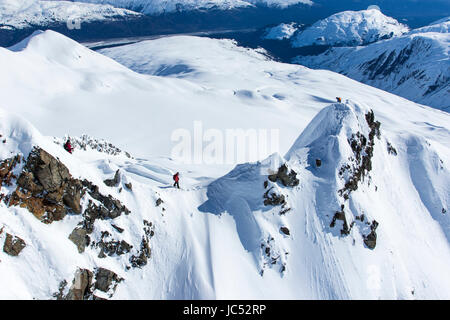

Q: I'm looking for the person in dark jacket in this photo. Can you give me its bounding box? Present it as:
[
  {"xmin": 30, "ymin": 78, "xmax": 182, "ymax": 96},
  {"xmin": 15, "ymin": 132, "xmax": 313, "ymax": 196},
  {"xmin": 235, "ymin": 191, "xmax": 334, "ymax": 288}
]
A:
[{"xmin": 173, "ymin": 172, "xmax": 180, "ymax": 189}]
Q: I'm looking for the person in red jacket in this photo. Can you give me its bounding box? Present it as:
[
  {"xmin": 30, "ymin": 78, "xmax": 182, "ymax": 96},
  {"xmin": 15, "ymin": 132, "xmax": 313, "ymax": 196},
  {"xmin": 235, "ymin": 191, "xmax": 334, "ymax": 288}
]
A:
[
  {"xmin": 64, "ymin": 139, "xmax": 73, "ymax": 154},
  {"xmin": 173, "ymin": 172, "xmax": 180, "ymax": 189}
]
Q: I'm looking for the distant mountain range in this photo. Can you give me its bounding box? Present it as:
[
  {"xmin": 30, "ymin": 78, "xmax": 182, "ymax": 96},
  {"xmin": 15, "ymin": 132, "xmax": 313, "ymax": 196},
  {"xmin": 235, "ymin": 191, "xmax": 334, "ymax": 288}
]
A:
[{"xmin": 294, "ymin": 15, "xmax": 449, "ymax": 111}]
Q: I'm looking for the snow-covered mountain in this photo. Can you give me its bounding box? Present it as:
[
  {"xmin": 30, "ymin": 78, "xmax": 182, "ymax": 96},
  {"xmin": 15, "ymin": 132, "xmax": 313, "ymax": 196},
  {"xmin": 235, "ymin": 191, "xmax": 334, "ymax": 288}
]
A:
[
  {"xmin": 262, "ymin": 22, "xmax": 300, "ymax": 40},
  {"xmin": 0, "ymin": 0, "xmax": 142, "ymax": 30},
  {"xmin": 0, "ymin": 30, "xmax": 449, "ymax": 299},
  {"xmin": 294, "ymin": 18, "xmax": 450, "ymax": 111},
  {"xmin": 76, "ymin": 0, "xmax": 313, "ymax": 15},
  {"xmin": 291, "ymin": 9, "xmax": 409, "ymax": 47}
]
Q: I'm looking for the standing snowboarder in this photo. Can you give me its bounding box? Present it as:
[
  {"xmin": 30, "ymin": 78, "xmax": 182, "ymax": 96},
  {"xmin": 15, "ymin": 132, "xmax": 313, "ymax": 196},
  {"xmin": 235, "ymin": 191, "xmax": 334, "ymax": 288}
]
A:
[
  {"xmin": 336, "ymin": 97, "xmax": 343, "ymax": 103},
  {"xmin": 173, "ymin": 172, "xmax": 180, "ymax": 189}
]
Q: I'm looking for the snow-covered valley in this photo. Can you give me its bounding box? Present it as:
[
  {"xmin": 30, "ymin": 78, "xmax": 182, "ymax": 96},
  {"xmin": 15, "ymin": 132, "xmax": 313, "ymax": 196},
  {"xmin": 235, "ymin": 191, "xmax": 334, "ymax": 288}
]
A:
[{"xmin": 0, "ymin": 26, "xmax": 449, "ymax": 300}]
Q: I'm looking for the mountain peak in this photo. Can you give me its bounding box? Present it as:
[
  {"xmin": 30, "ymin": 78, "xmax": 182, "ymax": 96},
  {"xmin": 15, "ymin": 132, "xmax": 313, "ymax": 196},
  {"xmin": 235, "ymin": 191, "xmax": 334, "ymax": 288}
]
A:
[{"xmin": 292, "ymin": 9, "xmax": 409, "ymax": 47}]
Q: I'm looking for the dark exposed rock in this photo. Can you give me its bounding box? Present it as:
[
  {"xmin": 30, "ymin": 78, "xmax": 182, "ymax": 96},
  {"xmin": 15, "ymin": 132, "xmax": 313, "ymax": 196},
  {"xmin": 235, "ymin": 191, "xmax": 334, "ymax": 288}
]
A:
[
  {"xmin": 280, "ymin": 227, "xmax": 290, "ymax": 236},
  {"xmin": 65, "ymin": 268, "xmax": 94, "ymax": 300},
  {"xmin": 94, "ymin": 267, "xmax": 123, "ymax": 295},
  {"xmin": 95, "ymin": 236, "xmax": 133, "ymax": 258},
  {"xmin": 364, "ymin": 220, "xmax": 379, "ymax": 250},
  {"xmin": 9, "ymin": 148, "xmax": 84, "ymax": 223},
  {"xmin": 263, "ymin": 180, "xmax": 268, "ymax": 189},
  {"xmin": 268, "ymin": 164, "xmax": 299, "ymax": 187},
  {"xmin": 129, "ymin": 220, "xmax": 154, "ymax": 268},
  {"xmin": 279, "ymin": 207, "xmax": 291, "ymax": 215},
  {"xmin": 338, "ymin": 111, "xmax": 381, "ymax": 201},
  {"xmin": 0, "ymin": 155, "xmax": 21, "ymax": 188},
  {"xmin": 58, "ymin": 267, "xmax": 121, "ymax": 300},
  {"xmin": 130, "ymin": 236, "xmax": 151, "ymax": 268},
  {"xmin": 3, "ymin": 233, "xmax": 26, "ymax": 256},
  {"xmin": 263, "ymin": 188, "xmax": 286, "ymax": 206},
  {"xmin": 260, "ymin": 236, "xmax": 286, "ymax": 275},
  {"xmin": 112, "ymin": 224, "xmax": 124, "ymax": 233},
  {"xmin": 124, "ymin": 182, "xmax": 132, "ymax": 191},
  {"xmin": 104, "ymin": 170, "xmax": 120, "ymax": 187},
  {"xmin": 315, "ymin": 159, "xmax": 322, "ymax": 167},
  {"xmin": 330, "ymin": 207, "xmax": 352, "ymax": 236},
  {"xmin": 68, "ymin": 227, "xmax": 90, "ymax": 254},
  {"xmin": 156, "ymin": 198, "xmax": 164, "ymax": 207},
  {"xmin": 387, "ymin": 142, "xmax": 398, "ymax": 156}
]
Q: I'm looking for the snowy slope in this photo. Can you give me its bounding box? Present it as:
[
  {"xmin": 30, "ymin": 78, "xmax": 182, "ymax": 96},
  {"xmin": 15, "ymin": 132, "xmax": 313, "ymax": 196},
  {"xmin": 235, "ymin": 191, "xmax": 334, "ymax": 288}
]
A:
[
  {"xmin": 0, "ymin": 31, "xmax": 450, "ymax": 299},
  {"xmin": 291, "ymin": 9, "xmax": 409, "ymax": 47},
  {"xmin": 0, "ymin": 0, "xmax": 141, "ymax": 30},
  {"xmin": 1, "ymin": 99, "xmax": 449, "ymax": 299},
  {"xmin": 76, "ymin": 0, "xmax": 313, "ymax": 15},
  {"xmin": 294, "ymin": 18, "xmax": 450, "ymax": 111}
]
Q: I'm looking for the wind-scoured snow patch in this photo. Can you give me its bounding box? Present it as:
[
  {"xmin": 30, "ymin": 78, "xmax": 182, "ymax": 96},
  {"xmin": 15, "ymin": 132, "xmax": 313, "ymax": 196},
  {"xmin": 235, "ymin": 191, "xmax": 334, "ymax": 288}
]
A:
[{"xmin": 292, "ymin": 9, "xmax": 409, "ymax": 47}]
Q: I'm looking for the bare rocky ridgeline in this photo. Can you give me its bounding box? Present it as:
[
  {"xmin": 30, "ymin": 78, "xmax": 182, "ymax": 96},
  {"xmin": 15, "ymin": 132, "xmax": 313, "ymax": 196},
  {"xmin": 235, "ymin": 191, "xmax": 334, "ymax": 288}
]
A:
[
  {"xmin": 0, "ymin": 146, "xmax": 155, "ymax": 299},
  {"xmin": 331, "ymin": 110, "xmax": 384, "ymax": 249},
  {"xmin": 259, "ymin": 164, "xmax": 298, "ymax": 276}
]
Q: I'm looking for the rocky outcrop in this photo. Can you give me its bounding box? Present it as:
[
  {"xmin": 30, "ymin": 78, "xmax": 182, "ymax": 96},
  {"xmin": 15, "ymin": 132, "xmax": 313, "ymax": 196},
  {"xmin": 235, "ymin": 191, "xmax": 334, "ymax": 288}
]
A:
[
  {"xmin": 0, "ymin": 155, "xmax": 21, "ymax": 188},
  {"xmin": 55, "ymin": 135, "xmax": 132, "ymax": 158},
  {"xmin": 69, "ymin": 182, "xmax": 131, "ymax": 253},
  {"xmin": 57, "ymin": 267, "xmax": 122, "ymax": 300},
  {"xmin": 68, "ymin": 227, "xmax": 90, "ymax": 254},
  {"xmin": 8, "ymin": 148, "xmax": 83, "ymax": 223},
  {"xmin": 94, "ymin": 267, "xmax": 123, "ymax": 297},
  {"xmin": 65, "ymin": 268, "xmax": 94, "ymax": 300},
  {"xmin": 268, "ymin": 164, "xmax": 300, "ymax": 187},
  {"xmin": 387, "ymin": 142, "xmax": 398, "ymax": 156},
  {"xmin": 280, "ymin": 227, "xmax": 290, "ymax": 236},
  {"xmin": 330, "ymin": 205, "xmax": 352, "ymax": 236},
  {"xmin": 129, "ymin": 220, "xmax": 154, "ymax": 268},
  {"xmin": 338, "ymin": 111, "xmax": 380, "ymax": 200},
  {"xmin": 104, "ymin": 170, "xmax": 121, "ymax": 187},
  {"xmin": 263, "ymin": 188, "xmax": 286, "ymax": 206},
  {"xmin": 260, "ymin": 236, "xmax": 287, "ymax": 276},
  {"xmin": 364, "ymin": 220, "xmax": 379, "ymax": 249},
  {"xmin": 156, "ymin": 198, "xmax": 164, "ymax": 207},
  {"xmin": 94, "ymin": 231, "xmax": 133, "ymax": 258},
  {"xmin": 3, "ymin": 233, "xmax": 26, "ymax": 256}
]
